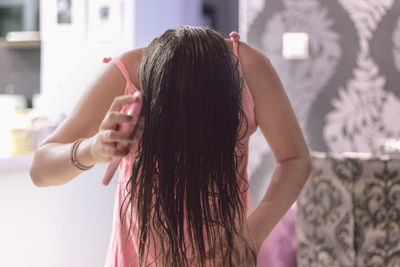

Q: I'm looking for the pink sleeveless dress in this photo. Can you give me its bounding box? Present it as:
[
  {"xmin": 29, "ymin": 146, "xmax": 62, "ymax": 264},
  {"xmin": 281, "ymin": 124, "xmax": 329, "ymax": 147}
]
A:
[{"xmin": 104, "ymin": 32, "xmax": 258, "ymax": 267}]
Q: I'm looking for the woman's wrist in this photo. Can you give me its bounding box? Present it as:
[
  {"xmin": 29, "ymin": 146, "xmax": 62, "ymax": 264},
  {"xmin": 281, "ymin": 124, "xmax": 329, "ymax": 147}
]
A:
[{"xmin": 73, "ymin": 137, "xmax": 98, "ymax": 168}]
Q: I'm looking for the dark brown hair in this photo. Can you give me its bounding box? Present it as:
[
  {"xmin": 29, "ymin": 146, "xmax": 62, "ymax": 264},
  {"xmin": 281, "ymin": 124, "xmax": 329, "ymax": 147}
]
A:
[{"xmin": 120, "ymin": 26, "xmax": 256, "ymax": 266}]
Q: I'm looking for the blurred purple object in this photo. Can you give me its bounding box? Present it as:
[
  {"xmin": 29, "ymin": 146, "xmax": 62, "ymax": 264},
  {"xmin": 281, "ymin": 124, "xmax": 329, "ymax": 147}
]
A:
[{"xmin": 257, "ymin": 204, "xmax": 297, "ymax": 267}]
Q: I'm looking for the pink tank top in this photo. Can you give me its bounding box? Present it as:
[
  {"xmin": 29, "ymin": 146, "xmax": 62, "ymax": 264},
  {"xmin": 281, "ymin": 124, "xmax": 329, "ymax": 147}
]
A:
[{"xmin": 104, "ymin": 31, "xmax": 257, "ymax": 267}]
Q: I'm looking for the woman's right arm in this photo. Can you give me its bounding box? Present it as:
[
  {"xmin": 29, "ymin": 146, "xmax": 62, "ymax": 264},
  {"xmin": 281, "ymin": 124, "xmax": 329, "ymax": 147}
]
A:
[
  {"xmin": 238, "ymin": 42, "xmax": 312, "ymax": 255},
  {"xmin": 29, "ymin": 49, "xmax": 143, "ymax": 187}
]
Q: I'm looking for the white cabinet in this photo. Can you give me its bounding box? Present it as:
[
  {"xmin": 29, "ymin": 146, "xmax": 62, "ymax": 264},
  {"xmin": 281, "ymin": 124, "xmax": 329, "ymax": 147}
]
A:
[{"xmin": 0, "ymin": 154, "xmax": 118, "ymax": 267}]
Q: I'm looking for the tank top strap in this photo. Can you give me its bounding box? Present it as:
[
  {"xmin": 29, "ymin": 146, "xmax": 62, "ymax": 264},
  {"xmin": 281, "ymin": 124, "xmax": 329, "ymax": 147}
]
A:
[
  {"xmin": 229, "ymin": 31, "xmax": 240, "ymax": 57},
  {"xmin": 229, "ymin": 32, "xmax": 256, "ymax": 113},
  {"xmin": 103, "ymin": 56, "xmax": 133, "ymax": 85}
]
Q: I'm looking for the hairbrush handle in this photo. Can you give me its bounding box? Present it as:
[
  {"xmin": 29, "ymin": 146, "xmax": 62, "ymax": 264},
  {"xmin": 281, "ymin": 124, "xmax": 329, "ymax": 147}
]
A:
[
  {"xmin": 102, "ymin": 92, "xmax": 142, "ymax": 186},
  {"xmin": 102, "ymin": 157, "xmax": 121, "ymax": 186}
]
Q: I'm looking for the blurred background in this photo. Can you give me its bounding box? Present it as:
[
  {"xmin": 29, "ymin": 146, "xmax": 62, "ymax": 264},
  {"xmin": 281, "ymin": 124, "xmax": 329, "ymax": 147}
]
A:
[{"xmin": 1, "ymin": 0, "xmax": 400, "ymax": 266}]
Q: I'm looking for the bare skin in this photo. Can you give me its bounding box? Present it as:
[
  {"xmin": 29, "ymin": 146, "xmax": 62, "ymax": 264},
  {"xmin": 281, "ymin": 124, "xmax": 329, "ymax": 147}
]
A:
[
  {"xmin": 30, "ymin": 40, "xmax": 311, "ymax": 257},
  {"xmin": 235, "ymin": 39, "xmax": 311, "ymax": 255}
]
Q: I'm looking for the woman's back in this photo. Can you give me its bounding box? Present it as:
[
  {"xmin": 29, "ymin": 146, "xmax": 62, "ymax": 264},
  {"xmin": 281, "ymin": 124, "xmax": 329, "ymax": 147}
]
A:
[{"xmin": 104, "ymin": 29, "xmax": 258, "ymax": 267}]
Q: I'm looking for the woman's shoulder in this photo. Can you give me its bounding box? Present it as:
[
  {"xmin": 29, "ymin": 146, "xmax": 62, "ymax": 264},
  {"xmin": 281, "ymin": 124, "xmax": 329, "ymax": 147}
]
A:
[
  {"xmin": 119, "ymin": 47, "xmax": 146, "ymax": 88},
  {"xmin": 224, "ymin": 38, "xmax": 271, "ymax": 74}
]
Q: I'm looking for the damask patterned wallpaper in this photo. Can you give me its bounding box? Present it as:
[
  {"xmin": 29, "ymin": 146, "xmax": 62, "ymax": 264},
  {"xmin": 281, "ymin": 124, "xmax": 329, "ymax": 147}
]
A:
[{"xmin": 242, "ymin": 0, "xmax": 400, "ymax": 206}]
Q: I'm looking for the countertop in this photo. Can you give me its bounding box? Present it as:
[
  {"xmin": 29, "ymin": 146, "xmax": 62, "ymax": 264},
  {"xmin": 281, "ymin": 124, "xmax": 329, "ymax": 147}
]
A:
[{"xmin": 0, "ymin": 153, "xmax": 34, "ymax": 174}]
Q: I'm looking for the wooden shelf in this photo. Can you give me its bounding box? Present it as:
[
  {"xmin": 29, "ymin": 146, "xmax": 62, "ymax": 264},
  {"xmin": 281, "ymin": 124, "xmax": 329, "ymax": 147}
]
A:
[{"xmin": 0, "ymin": 38, "xmax": 41, "ymax": 49}]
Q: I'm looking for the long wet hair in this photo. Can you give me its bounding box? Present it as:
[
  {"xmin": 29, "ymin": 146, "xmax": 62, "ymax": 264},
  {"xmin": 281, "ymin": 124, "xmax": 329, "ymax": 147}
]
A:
[{"xmin": 120, "ymin": 26, "xmax": 256, "ymax": 266}]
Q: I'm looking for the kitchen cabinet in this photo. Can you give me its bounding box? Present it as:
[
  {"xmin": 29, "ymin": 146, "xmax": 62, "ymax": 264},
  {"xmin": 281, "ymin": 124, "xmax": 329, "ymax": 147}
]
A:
[{"xmin": 0, "ymin": 154, "xmax": 118, "ymax": 267}]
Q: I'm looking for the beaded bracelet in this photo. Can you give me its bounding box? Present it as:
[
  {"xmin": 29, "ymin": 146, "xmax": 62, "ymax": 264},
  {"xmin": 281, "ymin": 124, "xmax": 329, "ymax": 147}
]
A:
[{"xmin": 70, "ymin": 138, "xmax": 94, "ymax": 171}]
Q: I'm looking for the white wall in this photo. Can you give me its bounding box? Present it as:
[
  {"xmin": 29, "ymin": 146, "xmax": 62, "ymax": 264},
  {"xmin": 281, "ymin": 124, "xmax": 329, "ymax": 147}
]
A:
[
  {"xmin": 134, "ymin": 0, "xmax": 202, "ymax": 47},
  {"xmin": 39, "ymin": 0, "xmax": 202, "ymax": 116},
  {"xmin": 39, "ymin": 0, "xmax": 135, "ymax": 115}
]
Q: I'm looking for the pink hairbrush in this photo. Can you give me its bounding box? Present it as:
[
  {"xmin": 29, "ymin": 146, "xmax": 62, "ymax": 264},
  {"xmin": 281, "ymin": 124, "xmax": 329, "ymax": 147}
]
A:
[{"xmin": 102, "ymin": 92, "xmax": 143, "ymax": 185}]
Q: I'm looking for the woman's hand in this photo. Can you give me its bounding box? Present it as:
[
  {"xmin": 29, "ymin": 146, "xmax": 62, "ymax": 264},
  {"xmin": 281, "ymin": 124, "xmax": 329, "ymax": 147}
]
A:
[
  {"xmin": 88, "ymin": 93, "xmax": 144, "ymax": 163},
  {"xmin": 205, "ymin": 227, "xmax": 257, "ymax": 266}
]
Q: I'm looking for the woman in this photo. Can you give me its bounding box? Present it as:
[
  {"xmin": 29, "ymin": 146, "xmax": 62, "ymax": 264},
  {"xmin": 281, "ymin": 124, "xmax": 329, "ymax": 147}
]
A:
[{"xmin": 30, "ymin": 26, "xmax": 311, "ymax": 266}]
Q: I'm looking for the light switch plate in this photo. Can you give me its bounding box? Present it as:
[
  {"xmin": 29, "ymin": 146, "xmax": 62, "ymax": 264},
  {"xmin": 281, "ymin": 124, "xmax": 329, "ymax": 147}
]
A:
[{"xmin": 282, "ymin": 32, "xmax": 309, "ymax": 60}]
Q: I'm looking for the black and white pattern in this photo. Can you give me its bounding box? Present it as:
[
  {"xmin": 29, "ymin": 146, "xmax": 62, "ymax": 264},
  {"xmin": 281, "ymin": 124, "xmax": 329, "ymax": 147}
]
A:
[
  {"xmin": 242, "ymin": 0, "xmax": 400, "ymax": 224},
  {"xmin": 239, "ymin": 0, "xmax": 266, "ymax": 41},
  {"xmin": 394, "ymin": 16, "xmax": 400, "ymax": 74},
  {"xmin": 297, "ymin": 152, "xmax": 400, "ymax": 267},
  {"xmin": 324, "ymin": 0, "xmax": 400, "ymax": 153},
  {"xmin": 242, "ymin": 0, "xmax": 400, "ymax": 157},
  {"xmin": 261, "ymin": 0, "xmax": 341, "ymax": 135},
  {"xmin": 246, "ymin": 0, "xmax": 265, "ymax": 29},
  {"xmin": 296, "ymin": 154, "xmax": 356, "ymax": 267},
  {"xmin": 241, "ymin": 1, "xmax": 400, "ymax": 265}
]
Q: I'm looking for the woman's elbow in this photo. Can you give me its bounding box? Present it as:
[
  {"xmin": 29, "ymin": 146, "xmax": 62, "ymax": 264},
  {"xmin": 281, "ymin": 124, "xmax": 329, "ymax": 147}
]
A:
[
  {"xmin": 29, "ymin": 152, "xmax": 51, "ymax": 187},
  {"xmin": 303, "ymin": 152, "xmax": 312, "ymax": 177},
  {"xmin": 292, "ymin": 153, "xmax": 312, "ymax": 190},
  {"xmin": 29, "ymin": 163, "xmax": 46, "ymax": 187}
]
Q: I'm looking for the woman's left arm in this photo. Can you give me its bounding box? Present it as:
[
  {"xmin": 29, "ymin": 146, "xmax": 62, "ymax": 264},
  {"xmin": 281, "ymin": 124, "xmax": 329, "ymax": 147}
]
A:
[{"xmin": 237, "ymin": 40, "xmax": 312, "ymax": 254}]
